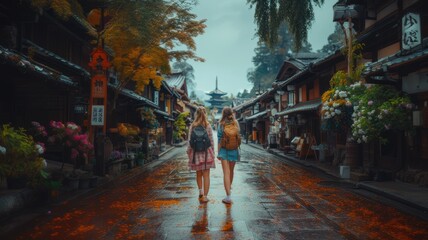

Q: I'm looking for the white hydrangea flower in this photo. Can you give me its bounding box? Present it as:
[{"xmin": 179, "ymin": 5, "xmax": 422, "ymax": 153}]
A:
[
  {"xmin": 335, "ymin": 109, "xmax": 341, "ymax": 115},
  {"xmin": 35, "ymin": 144, "xmax": 45, "ymax": 154},
  {"xmin": 0, "ymin": 145, "xmax": 6, "ymax": 154},
  {"xmin": 42, "ymin": 159, "xmax": 47, "ymax": 168}
]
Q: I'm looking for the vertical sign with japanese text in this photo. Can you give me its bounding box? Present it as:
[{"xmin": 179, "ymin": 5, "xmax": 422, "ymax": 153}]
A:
[
  {"xmin": 91, "ymin": 105, "xmax": 105, "ymax": 126},
  {"xmin": 402, "ymin": 12, "xmax": 421, "ymax": 50},
  {"xmin": 154, "ymin": 91, "xmax": 159, "ymax": 105},
  {"xmin": 91, "ymin": 75, "xmax": 107, "ymax": 98}
]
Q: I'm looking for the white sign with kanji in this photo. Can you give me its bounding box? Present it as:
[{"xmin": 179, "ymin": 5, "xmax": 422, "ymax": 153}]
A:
[
  {"xmin": 91, "ymin": 105, "xmax": 105, "ymax": 126},
  {"xmin": 402, "ymin": 12, "xmax": 421, "ymax": 50},
  {"xmin": 154, "ymin": 91, "xmax": 159, "ymax": 105}
]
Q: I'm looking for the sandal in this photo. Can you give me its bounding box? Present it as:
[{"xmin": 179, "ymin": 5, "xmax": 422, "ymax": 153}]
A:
[
  {"xmin": 200, "ymin": 196, "xmax": 209, "ymax": 203},
  {"xmin": 222, "ymin": 198, "xmax": 232, "ymax": 204}
]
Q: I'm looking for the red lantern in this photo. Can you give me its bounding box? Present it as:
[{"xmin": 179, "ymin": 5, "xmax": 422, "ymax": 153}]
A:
[{"xmin": 88, "ymin": 48, "xmax": 110, "ymax": 71}]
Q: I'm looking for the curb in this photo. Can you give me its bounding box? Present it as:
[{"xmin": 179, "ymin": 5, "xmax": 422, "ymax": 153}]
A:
[{"xmin": 356, "ymin": 182, "xmax": 428, "ymax": 213}]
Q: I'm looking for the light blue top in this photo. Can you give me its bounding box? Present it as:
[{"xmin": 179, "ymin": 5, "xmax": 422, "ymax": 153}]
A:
[{"xmin": 217, "ymin": 122, "xmax": 240, "ymax": 162}]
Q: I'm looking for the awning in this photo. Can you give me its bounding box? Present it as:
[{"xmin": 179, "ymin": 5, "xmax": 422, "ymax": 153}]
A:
[
  {"xmin": 154, "ymin": 109, "xmax": 174, "ymax": 121},
  {"xmin": 245, "ymin": 110, "xmax": 268, "ymax": 121},
  {"xmin": 277, "ymin": 100, "xmax": 321, "ymax": 116},
  {"xmin": 117, "ymin": 88, "xmax": 159, "ymax": 109}
]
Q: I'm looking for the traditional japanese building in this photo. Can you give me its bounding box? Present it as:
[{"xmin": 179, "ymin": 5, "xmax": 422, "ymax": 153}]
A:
[{"xmin": 206, "ymin": 77, "xmax": 227, "ymax": 120}]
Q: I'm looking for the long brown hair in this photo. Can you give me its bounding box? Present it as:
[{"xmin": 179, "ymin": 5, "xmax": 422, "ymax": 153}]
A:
[
  {"xmin": 191, "ymin": 107, "xmax": 209, "ymax": 128},
  {"xmin": 220, "ymin": 107, "xmax": 237, "ymax": 126}
]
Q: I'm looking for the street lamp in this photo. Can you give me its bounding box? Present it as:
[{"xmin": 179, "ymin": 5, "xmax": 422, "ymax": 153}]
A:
[{"xmin": 333, "ymin": 1, "xmax": 363, "ymax": 75}]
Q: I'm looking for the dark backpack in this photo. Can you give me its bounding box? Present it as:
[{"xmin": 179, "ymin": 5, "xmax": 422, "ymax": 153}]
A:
[{"xmin": 190, "ymin": 125, "xmax": 211, "ymax": 152}]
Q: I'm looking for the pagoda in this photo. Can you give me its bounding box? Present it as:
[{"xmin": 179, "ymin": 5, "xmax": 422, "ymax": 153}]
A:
[{"xmin": 206, "ymin": 77, "xmax": 227, "ymax": 119}]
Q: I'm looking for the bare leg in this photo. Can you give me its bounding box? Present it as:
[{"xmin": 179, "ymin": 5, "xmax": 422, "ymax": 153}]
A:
[
  {"xmin": 202, "ymin": 169, "xmax": 210, "ymax": 196},
  {"xmin": 196, "ymin": 170, "xmax": 203, "ymax": 194},
  {"xmin": 229, "ymin": 161, "xmax": 236, "ymax": 187},
  {"xmin": 221, "ymin": 160, "xmax": 231, "ymax": 196}
]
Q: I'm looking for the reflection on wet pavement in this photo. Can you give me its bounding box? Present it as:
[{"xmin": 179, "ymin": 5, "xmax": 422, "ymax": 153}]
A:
[{"xmin": 5, "ymin": 132, "xmax": 428, "ymax": 239}]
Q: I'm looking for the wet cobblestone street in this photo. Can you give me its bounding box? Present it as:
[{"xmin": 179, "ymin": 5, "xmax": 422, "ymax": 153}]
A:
[{"xmin": 5, "ymin": 136, "xmax": 428, "ymax": 240}]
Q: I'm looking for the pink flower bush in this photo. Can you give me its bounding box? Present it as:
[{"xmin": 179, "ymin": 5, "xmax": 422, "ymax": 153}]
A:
[
  {"xmin": 30, "ymin": 121, "xmax": 93, "ymax": 169},
  {"xmin": 48, "ymin": 121, "xmax": 93, "ymax": 163}
]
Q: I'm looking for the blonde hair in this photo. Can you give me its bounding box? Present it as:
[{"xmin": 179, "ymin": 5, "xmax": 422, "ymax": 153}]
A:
[
  {"xmin": 220, "ymin": 107, "xmax": 237, "ymax": 126},
  {"xmin": 192, "ymin": 107, "xmax": 209, "ymax": 128}
]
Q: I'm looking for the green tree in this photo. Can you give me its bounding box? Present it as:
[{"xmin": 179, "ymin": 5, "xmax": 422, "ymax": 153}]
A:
[
  {"xmin": 240, "ymin": 89, "xmax": 252, "ymax": 98},
  {"xmin": 247, "ymin": 22, "xmax": 312, "ymax": 95},
  {"xmin": 319, "ymin": 23, "xmax": 344, "ymax": 54},
  {"xmin": 247, "ymin": 0, "xmax": 324, "ymax": 50}
]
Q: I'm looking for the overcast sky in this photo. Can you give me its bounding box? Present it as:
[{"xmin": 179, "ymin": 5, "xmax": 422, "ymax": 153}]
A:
[{"xmin": 186, "ymin": 0, "xmax": 336, "ymax": 98}]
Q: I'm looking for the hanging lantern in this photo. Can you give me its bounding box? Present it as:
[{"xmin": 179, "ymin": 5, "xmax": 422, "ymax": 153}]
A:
[{"xmin": 88, "ymin": 48, "xmax": 110, "ymax": 71}]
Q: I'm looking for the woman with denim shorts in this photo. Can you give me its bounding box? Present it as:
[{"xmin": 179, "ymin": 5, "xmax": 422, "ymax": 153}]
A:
[{"xmin": 217, "ymin": 107, "xmax": 240, "ymax": 204}]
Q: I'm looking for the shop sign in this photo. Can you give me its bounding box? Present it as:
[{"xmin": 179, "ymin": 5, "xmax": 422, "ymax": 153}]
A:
[
  {"xmin": 91, "ymin": 105, "xmax": 104, "ymax": 126},
  {"xmin": 154, "ymin": 91, "xmax": 159, "ymax": 105},
  {"xmin": 402, "ymin": 12, "xmax": 421, "ymax": 50},
  {"xmin": 91, "ymin": 75, "xmax": 107, "ymax": 98},
  {"xmin": 74, "ymin": 105, "xmax": 86, "ymax": 114}
]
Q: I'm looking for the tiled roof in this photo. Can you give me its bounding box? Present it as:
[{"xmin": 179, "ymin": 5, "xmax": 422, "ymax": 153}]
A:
[
  {"xmin": 233, "ymin": 98, "xmax": 257, "ymax": 111},
  {"xmin": 0, "ymin": 45, "xmax": 77, "ymax": 86},
  {"xmin": 71, "ymin": 14, "xmax": 97, "ymax": 38},
  {"xmin": 24, "ymin": 39, "xmax": 90, "ymax": 78},
  {"xmin": 292, "ymin": 52, "xmax": 327, "ymax": 63},
  {"xmin": 276, "ymin": 99, "xmax": 321, "ymax": 116},
  {"xmin": 246, "ymin": 110, "xmax": 268, "ymax": 121},
  {"xmin": 165, "ymin": 72, "xmax": 186, "ymax": 89},
  {"xmin": 161, "ymin": 80, "xmax": 180, "ymax": 98},
  {"xmin": 154, "ymin": 109, "xmax": 174, "ymax": 121},
  {"xmin": 111, "ymin": 84, "xmax": 158, "ymax": 109},
  {"xmin": 206, "ymin": 89, "xmax": 227, "ymax": 95},
  {"xmin": 364, "ymin": 46, "xmax": 428, "ymax": 76}
]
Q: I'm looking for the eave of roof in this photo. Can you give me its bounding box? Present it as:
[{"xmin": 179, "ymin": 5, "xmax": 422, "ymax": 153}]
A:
[
  {"xmin": 277, "ymin": 99, "xmax": 321, "ymax": 116},
  {"xmin": 109, "ymin": 84, "xmax": 159, "ymax": 109},
  {"xmin": 363, "ymin": 43, "xmax": 428, "ymax": 76},
  {"xmin": 0, "ymin": 45, "xmax": 77, "ymax": 87},
  {"xmin": 246, "ymin": 110, "xmax": 268, "ymax": 121}
]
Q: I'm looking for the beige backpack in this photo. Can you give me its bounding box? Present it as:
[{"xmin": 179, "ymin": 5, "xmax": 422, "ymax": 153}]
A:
[{"xmin": 220, "ymin": 121, "xmax": 241, "ymax": 150}]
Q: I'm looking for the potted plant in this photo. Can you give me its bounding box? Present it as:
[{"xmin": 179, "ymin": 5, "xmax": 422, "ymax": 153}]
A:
[
  {"xmin": 107, "ymin": 150, "xmax": 125, "ymax": 175},
  {"xmin": 0, "ymin": 124, "xmax": 46, "ymax": 189}
]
